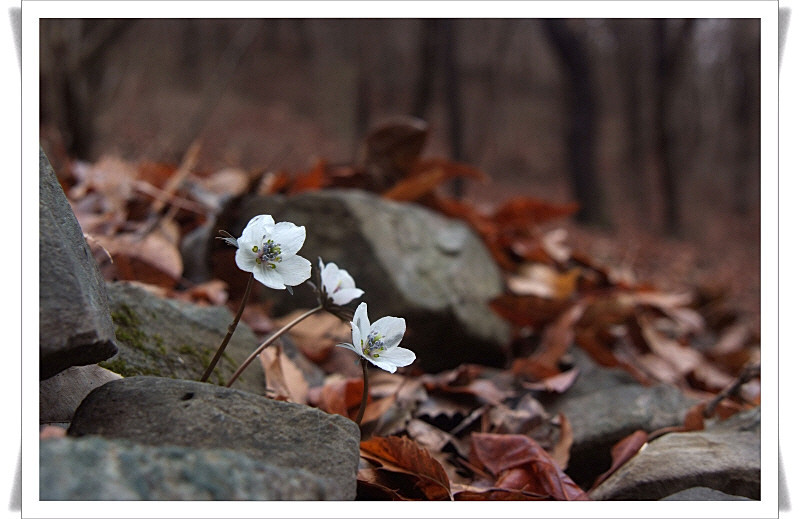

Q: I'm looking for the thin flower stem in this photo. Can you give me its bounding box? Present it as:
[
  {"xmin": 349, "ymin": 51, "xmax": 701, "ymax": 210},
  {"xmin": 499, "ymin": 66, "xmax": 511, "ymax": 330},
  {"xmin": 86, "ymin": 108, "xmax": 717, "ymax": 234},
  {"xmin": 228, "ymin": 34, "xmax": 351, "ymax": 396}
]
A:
[
  {"xmin": 200, "ymin": 273, "xmax": 255, "ymax": 382},
  {"xmin": 355, "ymin": 358, "xmax": 369, "ymax": 425},
  {"xmin": 226, "ymin": 304, "xmax": 324, "ymax": 387}
]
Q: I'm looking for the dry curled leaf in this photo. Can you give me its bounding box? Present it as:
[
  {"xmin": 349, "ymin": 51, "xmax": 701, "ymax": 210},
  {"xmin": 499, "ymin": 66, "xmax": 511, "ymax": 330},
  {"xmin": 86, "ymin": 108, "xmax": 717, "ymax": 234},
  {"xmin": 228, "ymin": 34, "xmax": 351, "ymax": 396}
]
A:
[
  {"xmin": 360, "ymin": 435, "xmax": 453, "ymax": 500},
  {"xmin": 470, "ymin": 433, "xmax": 589, "ymax": 501}
]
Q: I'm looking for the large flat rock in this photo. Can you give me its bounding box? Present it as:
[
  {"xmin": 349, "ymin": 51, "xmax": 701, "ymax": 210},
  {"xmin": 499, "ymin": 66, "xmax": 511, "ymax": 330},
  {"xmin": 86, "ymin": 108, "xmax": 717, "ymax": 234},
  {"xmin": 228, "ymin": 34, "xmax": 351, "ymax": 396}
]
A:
[
  {"xmin": 590, "ymin": 407, "xmax": 760, "ymax": 500},
  {"xmin": 102, "ymin": 281, "xmax": 265, "ymax": 394},
  {"xmin": 67, "ymin": 376, "xmax": 361, "ymax": 499},
  {"xmin": 41, "ymin": 435, "xmax": 333, "ymax": 500}
]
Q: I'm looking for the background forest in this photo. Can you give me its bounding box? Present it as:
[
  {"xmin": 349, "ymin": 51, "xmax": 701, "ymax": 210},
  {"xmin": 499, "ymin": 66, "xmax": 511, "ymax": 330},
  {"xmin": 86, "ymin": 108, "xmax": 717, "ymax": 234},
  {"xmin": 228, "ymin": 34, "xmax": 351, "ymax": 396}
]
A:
[{"xmin": 39, "ymin": 17, "xmax": 761, "ymax": 328}]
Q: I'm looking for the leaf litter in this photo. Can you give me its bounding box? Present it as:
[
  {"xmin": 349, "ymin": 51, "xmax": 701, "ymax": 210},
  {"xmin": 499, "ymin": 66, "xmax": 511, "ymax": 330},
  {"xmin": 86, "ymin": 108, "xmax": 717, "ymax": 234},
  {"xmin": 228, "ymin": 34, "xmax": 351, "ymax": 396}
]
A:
[{"xmin": 53, "ymin": 118, "xmax": 760, "ymax": 500}]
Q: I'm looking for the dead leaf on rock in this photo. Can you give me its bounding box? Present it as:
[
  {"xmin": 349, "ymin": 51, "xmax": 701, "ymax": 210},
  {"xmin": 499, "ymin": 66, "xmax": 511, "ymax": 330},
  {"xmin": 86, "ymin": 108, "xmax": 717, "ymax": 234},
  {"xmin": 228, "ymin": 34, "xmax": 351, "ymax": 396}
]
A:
[
  {"xmin": 360, "ymin": 435, "xmax": 453, "ymax": 500},
  {"xmin": 274, "ymin": 310, "xmax": 351, "ymax": 363},
  {"xmin": 258, "ymin": 345, "xmax": 309, "ymax": 404},
  {"xmin": 590, "ymin": 430, "xmax": 648, "ymax": 491},
  {"xmin": 470, "ymin": 433, "xmax": 588, "ymax": 500}
]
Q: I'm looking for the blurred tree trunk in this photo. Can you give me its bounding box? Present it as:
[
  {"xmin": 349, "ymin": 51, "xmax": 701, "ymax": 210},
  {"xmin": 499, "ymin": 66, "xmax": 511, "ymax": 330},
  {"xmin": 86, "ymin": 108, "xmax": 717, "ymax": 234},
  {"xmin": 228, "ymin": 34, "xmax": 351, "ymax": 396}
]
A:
[
  {"xmin": 612, "ymin": 21, "xmax": 652, "ymax": 229},
  {"xmin": 653, "ymin": 19, "xmax": 694, "ymax": 235},
  {"xmin": 412, "ymin": 19, "xmax": 466, "ymax": 198},
  {"xmin": 40, "ymin": 19, "xmax": 135, "ymax": 160},
  {"xmin": 731, "ymin": 23, "xmax": 760, "ymax": 216},
  {"xmin": 542, "ymin": 19, "xmax": 607, "ymax": 226}
]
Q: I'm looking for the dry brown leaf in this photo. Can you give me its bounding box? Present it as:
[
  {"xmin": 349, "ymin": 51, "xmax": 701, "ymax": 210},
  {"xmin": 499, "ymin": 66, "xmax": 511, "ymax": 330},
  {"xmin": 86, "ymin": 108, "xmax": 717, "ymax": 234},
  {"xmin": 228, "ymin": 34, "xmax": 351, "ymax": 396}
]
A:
[
  {"xmin": 274, "ymin": 310, "xmax": 350, "ymax": 363},
  {"xmin": 590, "ymin": 430, "xmax": 649, "ymax": 491},
  {"xmin": 470, "ymin": 433, "xmax": 588, "ymax": 500},
  {"xmin": 521, "ymin": 367, "xmax": 580, "ymax": 394},
  {"xmin": 507, "ymin": 264, "xmax": 580, "ymax": 300},
  {"xmin": 258, "ymin": 345, "xmax": 309, "ymax": 404},
  {"xmin": 550, "ymin": 413, "xmax": 573, "ymax": 470},
  {"xmin": 94, "ymin": 226, "xmax": 183, "ymax": 287},
  {"xmin": 360, "ymin": 435, "xmax": 453, "ymax": 500}
]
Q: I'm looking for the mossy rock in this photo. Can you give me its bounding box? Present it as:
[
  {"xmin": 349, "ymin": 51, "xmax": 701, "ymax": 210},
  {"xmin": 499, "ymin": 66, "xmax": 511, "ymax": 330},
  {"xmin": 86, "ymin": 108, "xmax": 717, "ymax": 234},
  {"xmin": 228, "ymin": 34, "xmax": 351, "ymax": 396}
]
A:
[{"xmin": 101, "ymin": 282, "xmax": 265, "ymax": 394}]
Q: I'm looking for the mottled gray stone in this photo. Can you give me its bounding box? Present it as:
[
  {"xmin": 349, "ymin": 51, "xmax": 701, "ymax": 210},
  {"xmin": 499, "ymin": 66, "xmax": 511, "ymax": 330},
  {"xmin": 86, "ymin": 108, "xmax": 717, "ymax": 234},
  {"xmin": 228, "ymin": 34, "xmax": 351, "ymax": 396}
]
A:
[
  {"xmin": 40, "ymin": 364, "xmax": 121, "ymax": 425},
  {"xmin": 39, "ymin": 147, "xmax": 117, "ymax": 379},
  {"xmin": 68, "ymin": 376, "xmax": 360, "ymax": 500},
  {"xmin": 590, "ymin": 407, "xmax": 760, "ymax": 501},
  {"xmin": 660, "ymin": 487, "xmax": 753, "ymax": 501},
  {"xmin": 40, "ymin": 435, "xmax": 332, "ymax": 500},
  {"xmin": 207, "ymin": 190, "xmax": 511, "ymax": 372},
  {"xmin": 549, "ymin": 381, "xmax": 699, "ymax": 487},
  {"xmin": 102, "ymin": 281, "xmax": 265, "ymax": 394}
]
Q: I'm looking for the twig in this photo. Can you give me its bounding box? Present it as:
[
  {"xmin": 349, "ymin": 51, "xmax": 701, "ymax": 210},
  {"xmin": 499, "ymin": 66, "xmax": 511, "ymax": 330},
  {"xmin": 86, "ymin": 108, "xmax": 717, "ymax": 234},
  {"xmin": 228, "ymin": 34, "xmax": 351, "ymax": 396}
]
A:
[{"xmin": 703, "ymin": 362, "xmax": 760, "ymax": 418}]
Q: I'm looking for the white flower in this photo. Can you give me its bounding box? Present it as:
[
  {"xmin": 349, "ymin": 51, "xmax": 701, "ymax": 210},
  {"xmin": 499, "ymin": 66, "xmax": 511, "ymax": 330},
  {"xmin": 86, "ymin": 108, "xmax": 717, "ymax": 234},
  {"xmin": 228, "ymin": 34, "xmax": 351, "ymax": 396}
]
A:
[
  {"xmin": 319, "ymin": 258, "xmax": 364, "ymax": 306},
  {"xmin": 234, "ymin": 214, "xmax": 311, "ymax": 290},
  {"xmin": 337, "ymin": 302, "xmax": 415, "ymax": 373}
]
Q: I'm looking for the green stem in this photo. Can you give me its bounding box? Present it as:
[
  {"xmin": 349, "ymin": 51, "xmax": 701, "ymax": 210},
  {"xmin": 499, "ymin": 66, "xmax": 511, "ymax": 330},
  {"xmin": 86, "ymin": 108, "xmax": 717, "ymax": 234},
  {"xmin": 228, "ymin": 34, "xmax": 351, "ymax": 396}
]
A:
[
  {"xmin": 355, "ymin": 358, "xmax": 369, "ymax": 425},
  {"xmin": 226, "ymin": 304, "xmax": 323, "ymax": 388},
  {"xmin": 200, "ymin": 273, "xmax": 254, "ymax": 382}
]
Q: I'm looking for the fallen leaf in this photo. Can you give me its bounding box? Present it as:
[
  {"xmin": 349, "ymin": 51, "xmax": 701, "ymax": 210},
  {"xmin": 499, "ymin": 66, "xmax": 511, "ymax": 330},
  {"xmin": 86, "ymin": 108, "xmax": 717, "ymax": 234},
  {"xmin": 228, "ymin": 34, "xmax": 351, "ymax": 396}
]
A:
[
  {"xmin": 492, "ymin": 197, "xmax": 580, "ymax": 228},
  {"xmin": 258, "ymin": 345, "xmax": 309, "ymax": 404},
  {"xmin": 470, "ymin": 433, "xmax": 588, "ymax": 500},
  {"xmin": 309, "ymin": 376, "xmax": 365, "ymax": 419},
  {"xmin": 360, "ymin": 435, "xmax": 452, "ymax": 500},
  {"xmin": 550, "ymin": 413, "xmax": 573, "ymax": 470},
  {"xmin": 506, "ymin": 264, "xmax": 581, "ymax": 300},
  {"xmin": 590, "ymin": 430, "xmax": 648, "ymax": 490},
  {"xmin": 521, "ymin": 367, "xmax": 580, "ymax": 394}
]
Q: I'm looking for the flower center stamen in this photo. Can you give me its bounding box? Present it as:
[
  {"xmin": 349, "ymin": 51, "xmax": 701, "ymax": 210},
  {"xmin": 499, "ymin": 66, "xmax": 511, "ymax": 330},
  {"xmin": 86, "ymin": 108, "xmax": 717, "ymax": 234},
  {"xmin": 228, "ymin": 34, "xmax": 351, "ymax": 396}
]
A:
[
  {"xmin": 254, "ymin": 238, "xmax": 283, "ymax": 268},
  {"xmin": 363, "ymin": 331, "xmax": 385, "ymax": 358}
]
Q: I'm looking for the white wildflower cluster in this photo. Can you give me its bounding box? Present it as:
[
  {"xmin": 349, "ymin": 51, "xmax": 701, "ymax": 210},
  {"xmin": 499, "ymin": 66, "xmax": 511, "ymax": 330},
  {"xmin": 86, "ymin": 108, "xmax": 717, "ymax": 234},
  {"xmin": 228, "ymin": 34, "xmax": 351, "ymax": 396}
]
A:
[{"xmin": 227, "ymin": 214, "xmax": 415, "ymax": 373}]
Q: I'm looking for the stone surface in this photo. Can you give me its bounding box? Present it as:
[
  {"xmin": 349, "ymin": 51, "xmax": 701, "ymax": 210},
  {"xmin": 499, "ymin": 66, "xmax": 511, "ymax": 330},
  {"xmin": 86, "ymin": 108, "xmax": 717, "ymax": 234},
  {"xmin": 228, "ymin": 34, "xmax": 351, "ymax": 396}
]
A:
[
  {"xmin": 590, "ymin": 407, "xmax": 760, "ymax": 501},
  {"xmin": 41, "ymin": 435, "xmax": 332, "ymax": 500},
  {"xmin": 206, "ymin": 190, "xmax": 511, "ymax": 372},
  {"xmin": 547, "ymin": 375, "xmax": 698, "ymax": 487},
  {"xmin": 68, "ymin": 376, "xmax": 361, "ymax": 500},
  {"xmin": 40, "ymin": 364, "xmax": 121, "ymax": 426},
  {"xmin": 102, "ymin": 281, "xmax": 265, "ymax": 394},
  {"xmin": 660, "ymin": 487, "xmax": 753, "ymax": 501},
  {"xmin": 39, "ymin": 147, "xmax": 117, "ymax": 379}
]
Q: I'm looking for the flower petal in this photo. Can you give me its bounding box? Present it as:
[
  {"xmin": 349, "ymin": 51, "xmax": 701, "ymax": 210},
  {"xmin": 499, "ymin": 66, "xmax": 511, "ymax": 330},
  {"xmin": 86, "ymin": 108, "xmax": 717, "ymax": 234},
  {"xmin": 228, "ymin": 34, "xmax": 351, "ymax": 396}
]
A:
[
  {"xmin": 252, "ymin": 263, "xmax": 286, "ymax": 289},
  {"xmin": 336, "ymin": 268, "xmax": 357, "ymax": 289},
  {"xmin": 274, "ymin": 254, "xmax": 312, "ymax": 286},
  {"xmin": 371, "ymin": 316, "xmax": 406, "ymax": 348},
  {"xmin": 351, "ymin": 320, "xmax": 363, "ymax": 352},
  {"xmin": 234, "ymin": 247, "xmax": 258, "ymax": 273},
  {"xmin": 271, "ymin": 222, "xmax": 306, "ymax": 256},
  {"xmin": 353, "ymin": 302, "xmax": 370, "ymax": 340},
  {"xmin": 331, "ymin": 287, "xmax": 364, "ymax": 306},
  {"xmin": 379, "ymin": 346, "xmax": 416, "ymax": 368},
  {"xmin": 368, "ymin": 356, "xmax": 398, "ymax": 373},
  {"xmin": 321, "ymin": 261, "xmax": 337, "ymax": 287},
  {"xmin": 335, "ymin": 342, "xmax": 362, "ymax": 356},
  {"xmin": 239, "ymin": 214, "xmax": 274, "ymax": 245}
]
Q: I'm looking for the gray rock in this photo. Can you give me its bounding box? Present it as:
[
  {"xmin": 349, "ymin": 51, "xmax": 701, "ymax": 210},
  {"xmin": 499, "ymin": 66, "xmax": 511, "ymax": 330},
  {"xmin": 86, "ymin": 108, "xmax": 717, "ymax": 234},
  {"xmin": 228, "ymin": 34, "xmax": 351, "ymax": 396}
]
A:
[
  {"xmin": 549, "ymin": 381, "xmax": 699, "ymax": 487},
  {"xmin": 67, "ymin": 376, "xmax": 361, "ymax": 500},
  {"xmin": 41, "ymin": 435, "xmax": 332, "ymax": 500},
  {"xmin": 660, "ymin": 487, "xmax": 753, "ymax": 501},
  {"xmin": 39, "ymin": 147, "xmax": 117, "ymax": 379},
  {"xmin": 40, "ymin": 364, "xmax": 121, "ymax": 425},
  {"xmin": 209, "ymin": 190, "xmax": 511, "ymax": 372},
  {"xmin": 590, "ymin": 407, "xmax": 760, "ymax": 501},
  {"xmin": 102, "ymin": 281, "xmax": 265, "ymax": 394}
]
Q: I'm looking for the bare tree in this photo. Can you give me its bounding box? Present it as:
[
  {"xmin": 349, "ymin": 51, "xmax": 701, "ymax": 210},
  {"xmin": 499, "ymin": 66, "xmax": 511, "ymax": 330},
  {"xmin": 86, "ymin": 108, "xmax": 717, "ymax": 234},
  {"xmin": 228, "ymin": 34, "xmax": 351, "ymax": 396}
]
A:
[
  {"xmin": 653, "ymin": 19, "xmax": 695, "ymax": 235},
  {"xmin": 412, "ymin": 19, "xmax": 466, "ymax": 197},
  {"xmin": 542, "ymin": 19, "xmax": 607, "ymax": 226}
]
